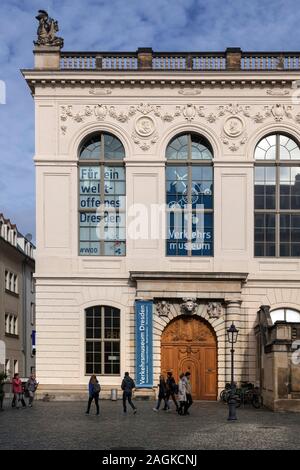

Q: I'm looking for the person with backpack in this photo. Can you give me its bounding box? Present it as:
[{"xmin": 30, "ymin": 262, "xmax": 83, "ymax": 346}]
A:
[
  {"xmin": 163, "ymin": 371, "xmax": 179, "ymax": 412},
  {"xmin": 85, "ymin": 375, "xmax": 100, "ymax": 415},
  {"xmin": 153, "ymin": 374, "xmax": 168, "ymax": 411},
  {"xmin": 177, "ymin": 373, "xmax": 187, "ymax": 415},
  {"xmin": 121, "ymin": 372, "xmax": 137, "ymax": 414},
  {"xmin": 12, "ymin": 373, "xmax": 26, "ymax": 409}
]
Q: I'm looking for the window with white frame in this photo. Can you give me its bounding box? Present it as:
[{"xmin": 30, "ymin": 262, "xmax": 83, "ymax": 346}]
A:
[
  {"xmin": 166, "ymin": 133, "xmax": 214, "ymax": 256},
  {"xmin": 85, "ymin": 305, "xmax": 120, "ymax": 375},
  {"xmin": 78, "ymin": 132, "xmax": 126, "ymax": 256},
  {"xmin": 254, "ymin": 133, "xmax": 300, "ymax": 257},
  {"xmin": 5, "ymin": 314, "xmax": 18, "ymax": 336},
  {"xmin": 270, "ymin": 308, "xmax": 300, "ymax": 324},
  {"xmin": 5, "ymin": 270, "xmax": 18, "ymax": 294}
]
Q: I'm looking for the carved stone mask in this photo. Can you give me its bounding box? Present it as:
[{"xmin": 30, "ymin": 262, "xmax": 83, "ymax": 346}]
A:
[{"xmin": 181, "ymin": 298, "xmax": 197, "ymax": 315}]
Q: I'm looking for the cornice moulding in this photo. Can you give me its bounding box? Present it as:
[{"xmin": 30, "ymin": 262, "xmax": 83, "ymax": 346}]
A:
[{"xmin": 22, "ymin": 69, "xmax": 300, "ymax": 94}]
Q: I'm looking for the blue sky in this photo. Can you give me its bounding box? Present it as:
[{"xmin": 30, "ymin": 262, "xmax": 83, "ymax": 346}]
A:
[{"xmin": 0, "ymin": 0, "xmax": 300, "ymax": 239}]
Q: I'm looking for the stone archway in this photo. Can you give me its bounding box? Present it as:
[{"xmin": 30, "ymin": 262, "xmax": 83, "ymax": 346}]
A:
[{"xmin": 161, "ymin": 315, "xmax": 217, "ymax": 400}]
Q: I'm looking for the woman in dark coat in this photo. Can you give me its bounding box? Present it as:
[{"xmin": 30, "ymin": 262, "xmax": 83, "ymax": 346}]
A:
[
  {"xmin": 153, "ymin": 375, "xmax": 169, "ymax": 411},
  {"xmin": 85, "ymin": 374, "xmax": 100, "ymax": 415}
]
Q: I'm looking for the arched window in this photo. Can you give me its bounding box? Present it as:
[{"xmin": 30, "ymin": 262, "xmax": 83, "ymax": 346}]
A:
[
  {"xmin": 254, "ymin": 133, "xmax": 300, "ymax": 257},
  {"xmin": 85, "ymin": 306, "xmax": 120, "ymax": 375},
  {"xmin": 78, "ymin": 132, "xmax": 126, "ymax": 256},
  {"xmin": 270, "ymin": 308, "xmax": 300, "ymax": 324},
  {"xmin": 166, "ymin": 133, "xmax": 213, "ymax": 256}
]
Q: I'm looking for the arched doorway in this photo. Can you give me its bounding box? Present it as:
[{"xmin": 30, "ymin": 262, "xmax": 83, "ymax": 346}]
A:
[{"xmin": 161, "ymin": 315, "xmax": 217, "ymax": 400}]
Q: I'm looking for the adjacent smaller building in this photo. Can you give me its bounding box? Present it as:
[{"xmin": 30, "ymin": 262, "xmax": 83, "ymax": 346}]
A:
[{"xmin": 0, "ymin": 213, "xmax": 35, "ymax": 378}]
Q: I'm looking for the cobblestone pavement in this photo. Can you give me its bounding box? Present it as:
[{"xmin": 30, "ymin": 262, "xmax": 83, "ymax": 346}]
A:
[{"xmin": 0, "ymin": 399, "xmax": 300, "ymax": 450}]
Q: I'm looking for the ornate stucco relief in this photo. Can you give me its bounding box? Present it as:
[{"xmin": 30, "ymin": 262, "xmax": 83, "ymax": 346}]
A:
[
  {"xmin": 207, "ymin": 302, "xmax": 223, "ymax": 319},
  {"xmin": 131, "ymin": 130, "xmax": 159, "ymax": 151},
  {"xmin": 60, "ymin": 101, "xmax": 300, "ymax": 152}
]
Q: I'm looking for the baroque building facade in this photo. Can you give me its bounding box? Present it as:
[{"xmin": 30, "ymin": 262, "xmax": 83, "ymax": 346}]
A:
[{"xmin": 22, "ymin": 12, "xmax": 300, "ymax": 410}]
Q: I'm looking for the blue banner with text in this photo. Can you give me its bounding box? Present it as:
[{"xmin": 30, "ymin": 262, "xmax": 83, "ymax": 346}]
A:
[{"xmin": 135, "ymin": 300, "xmax": 153, "ymax": 388}]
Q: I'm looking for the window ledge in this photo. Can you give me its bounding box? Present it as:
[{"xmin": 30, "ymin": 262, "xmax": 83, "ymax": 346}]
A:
[
  {"xmin": 5, "ymin": 333, "xmax": 19, "ymax": 339},
  {"xmin": 5, "ymin": 289, "xmax": 19, "ymax": 298}
]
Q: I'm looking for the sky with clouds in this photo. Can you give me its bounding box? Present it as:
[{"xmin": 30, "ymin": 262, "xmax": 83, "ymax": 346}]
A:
[{"xmin": 0, "ymin": 0, "xmax": 300, "ymax": 239}]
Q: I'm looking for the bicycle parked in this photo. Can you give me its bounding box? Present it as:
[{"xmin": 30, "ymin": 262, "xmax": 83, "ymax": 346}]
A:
[
  {"xmin": 220, "ymin": 382, "xmax": 263, "ymax": 409},
  {"xmin": 220, "ymin": 382, "xmax": 241, "ymax": 408}
]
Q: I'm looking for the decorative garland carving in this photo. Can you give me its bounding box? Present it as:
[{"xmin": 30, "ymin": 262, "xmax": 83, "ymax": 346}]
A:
[
  {"xmin": 221, "ymin": 131, "xmax": 248, "ymax": 152},
  {"xmin": 60, "ymin": 101, "xmax": 300, "ymax": 152},
  {"xmin": 131, "ymin": 130, "xmax": 159, "ymax": 151},
  {"xmin": 218, "ymin": 104, "xmax": 251, "ymax": 118}
]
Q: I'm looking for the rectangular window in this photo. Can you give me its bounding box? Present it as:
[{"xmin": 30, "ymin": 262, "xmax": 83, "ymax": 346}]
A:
[
  {"xmin": 79, "ymin": 165, "xmax": 126, "ymax": 256},
  {"xmin": 13, "ymin": 360, "xmax": 18, "ymax": 375},
  {"xmin": 6, "ymin": 314, "xmax": 18, "ymax": 336},
  {"xmin": 6, "ymin": 272, "xmax": 18, "ymax": 293},
  {"xmin": 166, "ymin": 165, "xmax": 213, "ymax": 256},
  {"xmin": 85, "ymin": 306, "xmax": 120, "ymax": 375},
  {"xmin": 255, "ymin": 164, "xmax": 300, "ymax": 257}
]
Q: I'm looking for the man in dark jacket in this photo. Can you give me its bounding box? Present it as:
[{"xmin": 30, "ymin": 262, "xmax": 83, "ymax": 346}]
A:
[
  {"xmin": 121, "ymin": 372, "xmax": 137, "ymax": 414},
  {"xmin": 163, "ymin": 371, "xmax": 179, "ymax": 412}
]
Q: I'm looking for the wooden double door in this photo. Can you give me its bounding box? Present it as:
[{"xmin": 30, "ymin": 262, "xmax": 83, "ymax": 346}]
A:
[{"xmin": 161, "ymin": 316, "xmax": 217, "ymax": 400}]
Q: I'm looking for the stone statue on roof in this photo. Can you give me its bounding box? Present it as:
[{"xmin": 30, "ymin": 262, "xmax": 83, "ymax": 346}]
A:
[{"xmin": 34, "ymin": 10, "xmax": 64, "ymax": 48}]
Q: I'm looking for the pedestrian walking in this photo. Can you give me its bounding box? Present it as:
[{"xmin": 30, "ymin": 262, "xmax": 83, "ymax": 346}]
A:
[
  {"xmin": 177, "ymin": 373, "xmax": 187, "ymax": 415},
  {"xmin": 153, "ymin": 375, "xmax": 168, "ymax": 411},
  {"xmin": 184, "ymin": 371, "xmax": 193, "ymax": 415},
  {"xmin": 163, "ymin": 371, "xmax": 179, "ymax": 412},
  {"xmin": 26, "ymin": 374, "xmax": 39, "ymax": 407},
  {"xmin": 85, "ymin": 375, "xmax": 101, "ymax": 415},
  {"xmin": 0, "ymin": 372, "xmax": 6, "ymax": 411},
  {"xmin": 12, "ymin": 373, "xmax": 26, "ymax": 409},
  {"xmin": 121, "ymin": 372, "xmax": 137, "ymax": 414}
]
